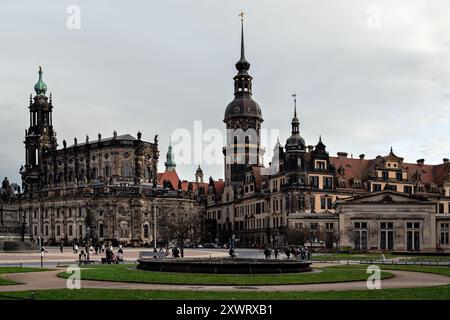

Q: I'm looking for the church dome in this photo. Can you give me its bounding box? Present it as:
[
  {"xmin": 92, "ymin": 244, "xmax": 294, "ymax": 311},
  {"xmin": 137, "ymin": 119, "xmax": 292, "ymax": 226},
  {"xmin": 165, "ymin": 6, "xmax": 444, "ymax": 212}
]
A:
[
  {"xmin": 285, "ymin": 133, "xmax": 305, "ymax": 149},
  {"xmin": 34, "ymin": 66, "xmax": 47, "ymax": 96},
  {"xmin": 224, "ymin": 97, "xmax": 262, "ymax": 121}
]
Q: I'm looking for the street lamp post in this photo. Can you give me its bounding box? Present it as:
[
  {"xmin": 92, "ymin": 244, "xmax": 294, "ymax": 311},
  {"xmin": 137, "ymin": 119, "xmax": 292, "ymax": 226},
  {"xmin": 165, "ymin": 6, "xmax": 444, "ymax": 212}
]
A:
[
  {"xmin": 153, "ymin": 203, "xmax": 157, "ymax": 250},
  {"xmin": 40, "ymin": 247, "xmax": 44, "ymax": 268}
]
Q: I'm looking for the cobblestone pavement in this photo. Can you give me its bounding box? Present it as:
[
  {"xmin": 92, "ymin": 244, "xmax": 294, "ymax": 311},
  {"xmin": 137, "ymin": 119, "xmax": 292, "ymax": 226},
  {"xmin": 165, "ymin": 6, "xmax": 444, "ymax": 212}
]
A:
[{"xmin": 1, "ymin": 263, "xmax": 449, "ymax": 293}]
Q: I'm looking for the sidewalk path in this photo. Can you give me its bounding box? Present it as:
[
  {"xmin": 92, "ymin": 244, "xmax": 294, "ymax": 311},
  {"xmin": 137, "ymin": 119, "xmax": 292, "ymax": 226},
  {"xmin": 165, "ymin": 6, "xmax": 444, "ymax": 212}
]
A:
[
  {"xmin": 1, "ymin": 267, "xmax": 449, "ymax": 293},
  {"xmin": 0, "ymin": 248, "xmax": 227, "ymax": 265}
]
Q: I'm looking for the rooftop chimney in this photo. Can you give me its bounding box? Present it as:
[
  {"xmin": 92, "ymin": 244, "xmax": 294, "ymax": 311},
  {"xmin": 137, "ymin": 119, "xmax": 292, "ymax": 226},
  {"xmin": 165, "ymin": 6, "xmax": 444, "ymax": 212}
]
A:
[
  {"xmin": 307, "ymin": 145, "xmax": 314, "ymax": 153},
  {"xmin": 359, "ymin": 154, "xmax": 365, "ymax": 160},
  {"xmin": 417, "ymin": 159, "xmax": 425, "ymax": 166},
  {"xmin": 444, "ymin": 158, "xmax": 449, "ymax": 164},
  {"xmin": 337, "ymin": 152, "xmax": 348, "ymax": 159}
]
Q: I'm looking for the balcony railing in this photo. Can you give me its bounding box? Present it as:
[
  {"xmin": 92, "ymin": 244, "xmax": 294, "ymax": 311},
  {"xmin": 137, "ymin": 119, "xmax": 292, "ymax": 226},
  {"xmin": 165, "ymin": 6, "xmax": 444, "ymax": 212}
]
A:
[{"xmin": 0, "ymin": 226, "xmax": 29, "ymax": 234}]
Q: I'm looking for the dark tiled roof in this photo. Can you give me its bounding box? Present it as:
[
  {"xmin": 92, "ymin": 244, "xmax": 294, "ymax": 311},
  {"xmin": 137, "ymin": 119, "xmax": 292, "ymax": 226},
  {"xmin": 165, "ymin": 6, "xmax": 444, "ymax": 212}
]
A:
[{"xmin": 67, "ymin": 134, "xmax": 137, "ymax": 148}]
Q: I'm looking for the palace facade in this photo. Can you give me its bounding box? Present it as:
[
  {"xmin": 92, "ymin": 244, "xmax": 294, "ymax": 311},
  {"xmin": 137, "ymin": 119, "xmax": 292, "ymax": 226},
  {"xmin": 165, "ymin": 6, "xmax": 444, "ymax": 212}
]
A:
[{"xmin": 204, "ymin": 20, "xmax": 450, "ymax": 252}]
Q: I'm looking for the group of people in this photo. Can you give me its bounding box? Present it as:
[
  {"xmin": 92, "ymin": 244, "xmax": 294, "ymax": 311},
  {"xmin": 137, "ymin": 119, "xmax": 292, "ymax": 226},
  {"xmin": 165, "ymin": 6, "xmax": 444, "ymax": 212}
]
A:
[
  {"xmin": 105, "ymin": 245, "xmax": 124, "ymax": 264},
  {"xmin": 263, "ymin": 246, "xmax": 311, "ymax": 260},
  {"xmin": 72, "ymin": 242, "xmax": 106, "ymax": 255},
  {"xmin": 171, "ymin": 246, "xmax": 181, "ymax": 258},
  {"xmin": 67, "ymin": 241, "xmax": 124, "ymax": 264}
]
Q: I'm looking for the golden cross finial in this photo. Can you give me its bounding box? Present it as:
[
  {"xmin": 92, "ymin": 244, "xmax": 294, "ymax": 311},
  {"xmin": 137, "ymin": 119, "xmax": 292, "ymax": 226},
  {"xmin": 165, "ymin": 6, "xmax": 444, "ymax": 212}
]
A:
[{"xmin": 239, "ymin": 11, "xmax": 245, "ymax": 21}]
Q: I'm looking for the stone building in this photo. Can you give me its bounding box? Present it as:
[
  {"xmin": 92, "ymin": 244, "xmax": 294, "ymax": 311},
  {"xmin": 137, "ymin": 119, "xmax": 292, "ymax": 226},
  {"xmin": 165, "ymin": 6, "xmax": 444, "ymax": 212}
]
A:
[
  {"xmin": 3, "ymin": 19, "xmax": 450, "ymax": 252},
  {"xmin": 205, "ymin": 19, "xmax": 450, "ymax": 252},
  {"xmin": 13, "ymin": 67, "xmax": 206, "ymax": 247}
]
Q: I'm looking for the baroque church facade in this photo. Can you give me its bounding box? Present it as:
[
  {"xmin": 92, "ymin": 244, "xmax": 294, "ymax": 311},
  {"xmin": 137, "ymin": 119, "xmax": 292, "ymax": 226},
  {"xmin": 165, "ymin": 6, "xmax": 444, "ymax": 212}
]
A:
[
  {"xmin": 8, "ymin": 66, "xmax": 207, "ymax": 247},
  {"xmin": 205, "ymin": 19, "xmax": 450, "ymax": 252}
]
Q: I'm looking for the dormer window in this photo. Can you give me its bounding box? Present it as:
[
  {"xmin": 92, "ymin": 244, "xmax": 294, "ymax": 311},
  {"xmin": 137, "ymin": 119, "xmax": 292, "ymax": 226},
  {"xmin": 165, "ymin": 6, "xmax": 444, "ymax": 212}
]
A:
[
  {"xmin": 353, "ymin": 180, "xmax": 361, "ymax": 189},
  {"xmin": 316, "ymin": 160, "xmax": 326, "ymax": 170}
]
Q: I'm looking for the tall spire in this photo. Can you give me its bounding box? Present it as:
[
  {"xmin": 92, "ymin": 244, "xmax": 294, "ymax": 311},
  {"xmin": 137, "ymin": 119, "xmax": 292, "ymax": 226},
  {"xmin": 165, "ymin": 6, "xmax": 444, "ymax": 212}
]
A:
[
  {"xmin": 235, "ymin": 12, "xmax": 250, "ymax": 73},
  {"xmin": 292, "ymin": 93, "xmax": 297, "ymax": 117},
  {"xmin": 291, "ymin": 93, "xmax": 299, "ymax": 133},
  {"xmin": 240, "ymin": 12, "xmax": 245, "ymax": 60},
  {"xmin": 34, "ymin": 65, "xmax": 47, "ymax": 96},
  {"xmin": 165, "ymin": 138, "xmax": 176, "ymax": 172}
]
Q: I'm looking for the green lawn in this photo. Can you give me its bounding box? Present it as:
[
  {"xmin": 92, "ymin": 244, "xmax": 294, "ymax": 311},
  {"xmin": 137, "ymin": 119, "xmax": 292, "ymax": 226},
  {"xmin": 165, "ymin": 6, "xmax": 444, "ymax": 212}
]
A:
[
  {"xmin": 0, "ymin": 267, "xmax": 52, "ymax": 286},
  {"xmin": 334, "ymin": 264, "xmax": 450, "ymax": 277},
  {"xmin": 58, "ymin": 264, "xmax": 392, "ymax": 285},
  {"xmin": 0, "ymin": 285, "xmax": 449, "ymax": 300},
  {"xmin": 311, "ymin": 253, "xmax": 450, "ymax": 262},
  {"xmin": 398, "ymin": 256, "xmax": 450, "ymax": 262},
  {"xmin": 311, "ymin": 253, "xmax": 394, "ymax": 261}
]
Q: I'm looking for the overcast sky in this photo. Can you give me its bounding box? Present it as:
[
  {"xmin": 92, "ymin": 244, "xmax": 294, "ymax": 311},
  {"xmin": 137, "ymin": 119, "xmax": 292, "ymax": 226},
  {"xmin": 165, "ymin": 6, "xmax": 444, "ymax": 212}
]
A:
[{"xmin": 1, "ymin": 0, "xmax": 450, "ymax": 184}]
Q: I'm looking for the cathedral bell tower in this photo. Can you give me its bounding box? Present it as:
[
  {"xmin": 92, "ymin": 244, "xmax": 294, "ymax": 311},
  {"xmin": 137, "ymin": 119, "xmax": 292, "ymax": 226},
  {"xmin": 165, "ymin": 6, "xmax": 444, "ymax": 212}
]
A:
[
  {"xmin": 223, "ymin": 13, "xmax": 264, "ymax": 185},
  {"xmin": 22, "ymin": 66, "xmax": 57, "ymax": 192}
]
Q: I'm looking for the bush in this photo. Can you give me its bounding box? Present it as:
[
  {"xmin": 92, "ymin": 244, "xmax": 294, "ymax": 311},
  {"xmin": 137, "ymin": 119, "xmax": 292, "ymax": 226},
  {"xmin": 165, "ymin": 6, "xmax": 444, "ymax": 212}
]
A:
[{"xmin": 339, "ymin": 246, "xmax": 353, "ymax": 254}]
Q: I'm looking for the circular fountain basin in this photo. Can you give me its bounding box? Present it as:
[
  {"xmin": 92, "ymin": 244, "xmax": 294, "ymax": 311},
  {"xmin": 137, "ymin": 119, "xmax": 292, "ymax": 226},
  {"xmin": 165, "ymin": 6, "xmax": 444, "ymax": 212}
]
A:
[{"xmin": 137, "ymin": 257, "xmax": 312, "ymax": 274}]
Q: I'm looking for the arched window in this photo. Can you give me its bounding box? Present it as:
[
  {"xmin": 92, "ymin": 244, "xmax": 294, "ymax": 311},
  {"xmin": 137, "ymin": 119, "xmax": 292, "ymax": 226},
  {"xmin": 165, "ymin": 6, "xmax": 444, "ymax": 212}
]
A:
[
  {"xmin": 91, "ymin": 168, "xmax": 97, "ymax": 179},
  {"xmin": 143, "ymin": 225, "xmax": 149, "ymax": 238},
  {"xmin": 122, "ymin": 163, "xmax": 132, "ymax": 177},
  {"xmin": 99, "ymin": 223, "xmax": 104, "ymax": 238},
  {"xmin": 104, "ymin": 166, "xmax": 111, "ymax": 177},
  {"xmin": 146, "ymin": 167, "xmax": 152, "ymax": 180}
]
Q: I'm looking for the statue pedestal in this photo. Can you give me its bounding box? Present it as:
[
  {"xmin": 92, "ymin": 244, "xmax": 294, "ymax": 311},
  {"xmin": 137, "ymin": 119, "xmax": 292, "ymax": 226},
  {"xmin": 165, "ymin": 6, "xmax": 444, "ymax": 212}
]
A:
[{"xmin": 0, "ymin": 203, "xmax": 36, "ymax": 252}]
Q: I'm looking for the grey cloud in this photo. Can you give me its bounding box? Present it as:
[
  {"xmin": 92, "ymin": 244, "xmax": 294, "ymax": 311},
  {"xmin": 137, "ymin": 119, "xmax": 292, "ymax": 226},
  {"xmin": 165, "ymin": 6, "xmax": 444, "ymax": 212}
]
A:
[{"xmin": 1, "ymin": 0, "xmax": 449, "ymax": 183}]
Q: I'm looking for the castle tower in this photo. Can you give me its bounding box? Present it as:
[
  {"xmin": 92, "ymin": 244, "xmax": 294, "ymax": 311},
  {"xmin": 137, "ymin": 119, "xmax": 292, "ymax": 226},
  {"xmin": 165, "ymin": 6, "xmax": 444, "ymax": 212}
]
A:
[
  {"xmin": 22, "ymin": 66, "xmax": 57, "ymax": 192},
  {"xmin": 285, "ymin": 94, "xmax": 306, "ymax": 186},
  {"xmin": 223, "ymin": 14, "xmax": 264, "ymax": 185},
  {"xmin": 195, "ymin": 165, "xmax": 204, "ymax": 183},
  {"xmin": 164, "ymin": 141, "xmax": 176, "ymax": 172}
]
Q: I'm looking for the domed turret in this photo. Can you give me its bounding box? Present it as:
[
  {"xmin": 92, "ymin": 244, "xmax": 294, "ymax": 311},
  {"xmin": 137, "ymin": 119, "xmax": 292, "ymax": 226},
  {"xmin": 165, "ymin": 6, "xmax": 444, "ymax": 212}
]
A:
[
  {"xmin": 285, "ymin": 94, "xmax": 305, "ymax": 150},
  {"xmin": 34, "ymin": 66, "xmax": 47, "ymax": 96},
  {"xmin": 224, "ymin": 15, "xmax": 263, "ymax": 123}
]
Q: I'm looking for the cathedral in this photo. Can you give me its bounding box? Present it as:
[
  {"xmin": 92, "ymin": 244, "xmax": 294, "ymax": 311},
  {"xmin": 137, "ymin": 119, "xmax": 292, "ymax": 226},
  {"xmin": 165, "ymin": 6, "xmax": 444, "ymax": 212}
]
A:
[
  {"xmin": 5, "ymin": 65, "xmax": 208, "ymax": 247},
  {"xmin": 1, "ymin": 19, "xmax": 450, "ymax": 252}
]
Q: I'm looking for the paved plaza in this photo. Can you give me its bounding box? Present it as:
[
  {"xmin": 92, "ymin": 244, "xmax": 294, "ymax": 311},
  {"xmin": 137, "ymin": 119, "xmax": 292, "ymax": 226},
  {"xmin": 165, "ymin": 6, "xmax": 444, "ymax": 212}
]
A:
[{"xmin": 0, "ymin": 247, "xmax": 228, "ymax": 267}]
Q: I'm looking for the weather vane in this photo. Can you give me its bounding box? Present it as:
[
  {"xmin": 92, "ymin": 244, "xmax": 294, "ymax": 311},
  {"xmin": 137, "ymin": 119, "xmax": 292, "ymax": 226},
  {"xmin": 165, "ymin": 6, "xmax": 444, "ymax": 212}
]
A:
[{"xmin": 239, "ymin": 11, "xmax": 245, "ymax": 21}]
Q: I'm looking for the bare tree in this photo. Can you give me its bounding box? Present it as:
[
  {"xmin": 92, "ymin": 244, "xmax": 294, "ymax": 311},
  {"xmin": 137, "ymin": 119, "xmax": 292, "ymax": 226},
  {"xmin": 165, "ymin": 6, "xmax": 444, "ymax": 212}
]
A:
[
  {"xmin": 286, "ymin": 225, "xmax": 310, "ymax": 246},
  {"xmin": 169, "ymin": 204, "xmax": 202, "ymax": 257}
]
